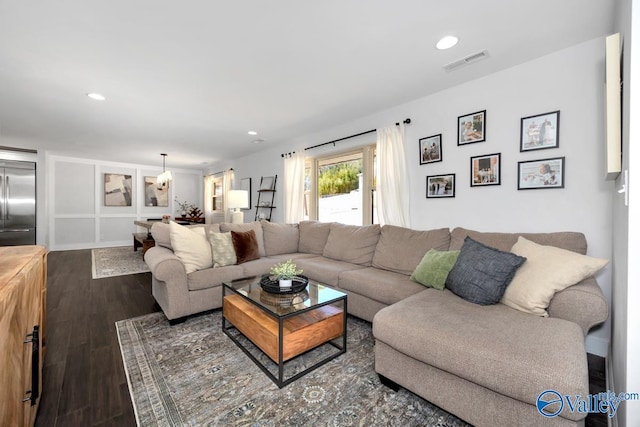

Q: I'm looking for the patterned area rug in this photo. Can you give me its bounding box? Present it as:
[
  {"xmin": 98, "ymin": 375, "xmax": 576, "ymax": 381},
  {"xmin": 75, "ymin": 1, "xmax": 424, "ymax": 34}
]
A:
[
  {"xmin": 116, "ymin": 310, "xmax": 470, "ymax": 427},
  {"xmin": 91, "ymin": 246, "xmax": 150, "ymax": 279}
]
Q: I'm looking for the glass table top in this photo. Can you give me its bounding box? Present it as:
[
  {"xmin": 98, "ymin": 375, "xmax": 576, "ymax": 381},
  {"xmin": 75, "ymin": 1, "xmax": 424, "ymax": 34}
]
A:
[{"xmin": 223, "ymin": 275, "xmax": 346, "ymax": 318}]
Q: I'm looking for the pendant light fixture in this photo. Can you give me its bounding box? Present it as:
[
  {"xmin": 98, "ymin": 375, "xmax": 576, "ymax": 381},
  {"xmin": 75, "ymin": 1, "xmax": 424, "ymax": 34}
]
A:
[{"xmin": 157, "ymin": 153, "xmax": 172, "ymax": 190}]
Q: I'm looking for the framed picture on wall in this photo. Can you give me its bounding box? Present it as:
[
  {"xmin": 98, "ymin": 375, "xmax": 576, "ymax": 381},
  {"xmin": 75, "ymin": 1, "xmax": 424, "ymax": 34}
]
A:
[
  {"xmin": 520, "ymin": 110, "xmax": 560, "ymax": 151},
  {"xmin": 457, "ymin": 110, "xmax": 486, "ymax": 145},
  {"xmin": 426, "ymin": 174, "xmax": 455, "ymax": 198},
  {"xmin": 240, "ymin": 177, "xmax": 252, "ymax": 209},
  {"xmin": 144, "ymin": 176, "xmax": 169, "ymax": 207},
  {"xmin": 419, "ymin": 134, "xmax": 442, "ymax": 165},
  {"xmin": 470, "ymin": 153, "xmax": 501, "ymax": 187},
  {"xmin": 517, "ymin": 157, "xmax": 565, "ymax": 190},
  {"xmin": 104, "ymin": 173, "xmax": 133, "ymax": 206}
]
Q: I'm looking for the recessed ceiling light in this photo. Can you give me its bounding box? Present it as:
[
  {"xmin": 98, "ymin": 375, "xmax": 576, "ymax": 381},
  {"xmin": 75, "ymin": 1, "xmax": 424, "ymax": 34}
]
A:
[
  {"xmin": 252, "ymin": 139, "xmax": 264, "ymax": 144},
  {"xmin": 247, "ymin": 131, "xmax": 258, "ymax": 136},
  {"xmin": 436, "ymin": 35, "xmax": 459, "ymax": 50},
  {"xmin": 86, "ymin": 93, "xmax": 106, "ymax": 101}
]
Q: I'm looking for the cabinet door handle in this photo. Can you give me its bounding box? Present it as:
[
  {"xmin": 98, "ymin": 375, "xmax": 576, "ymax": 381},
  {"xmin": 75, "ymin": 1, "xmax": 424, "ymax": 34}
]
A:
[{"xmin": 23, "ymin": 325, "xmax": 39, "ymax": 405}]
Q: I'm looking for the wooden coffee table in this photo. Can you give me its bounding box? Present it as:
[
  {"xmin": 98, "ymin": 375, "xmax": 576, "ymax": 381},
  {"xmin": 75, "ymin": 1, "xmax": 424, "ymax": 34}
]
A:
[{"xmin": 222, "ymin": 275, "xmax": 347, "ymax": 388}]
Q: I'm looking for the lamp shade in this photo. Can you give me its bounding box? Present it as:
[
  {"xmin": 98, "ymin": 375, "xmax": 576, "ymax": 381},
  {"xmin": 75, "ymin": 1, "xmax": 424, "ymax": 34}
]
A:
[{"xmin": 227, "ymin": 190, "xmax": 249, "ymax": 210}]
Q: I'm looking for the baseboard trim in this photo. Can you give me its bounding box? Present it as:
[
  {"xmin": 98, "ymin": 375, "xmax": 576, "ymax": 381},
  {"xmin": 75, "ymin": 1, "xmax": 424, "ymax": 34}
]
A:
[
  {"xmin": 51, "ymin": 240, "xmax": 131, "ymax": 251},
  {"xmin": 586, "ymin": 335, "xmax": 609, "ymax": 357}
]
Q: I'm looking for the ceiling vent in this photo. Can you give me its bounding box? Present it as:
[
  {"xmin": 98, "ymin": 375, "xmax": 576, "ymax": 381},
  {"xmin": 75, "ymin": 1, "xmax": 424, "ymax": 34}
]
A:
[{"xmin": 442, "ymin": 50, "xmax": 490, "ymax": 72}]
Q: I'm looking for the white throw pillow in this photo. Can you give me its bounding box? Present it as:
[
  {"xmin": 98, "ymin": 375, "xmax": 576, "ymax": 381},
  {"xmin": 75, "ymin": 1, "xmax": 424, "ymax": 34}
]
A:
[
  {"xmin": 169, "ymin": 221, "xmax": 213, "ymax": 274},
  {"xmin": 502, "ymin": 236, "xmax": 608, "ymax": 316},
  {"xmin": 208, "ymin": 232, "xmax": 237, "ymax": 267}
]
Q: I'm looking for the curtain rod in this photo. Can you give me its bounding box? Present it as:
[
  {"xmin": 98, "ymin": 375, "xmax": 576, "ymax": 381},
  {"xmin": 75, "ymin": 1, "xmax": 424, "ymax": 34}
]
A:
[
  {"xmin": 205, "ymin": 167, "xmax": 233, "ymax": 177},
  {"xmin": 281, "ymin": 118, "xmax": 411, "ymax": 158}
]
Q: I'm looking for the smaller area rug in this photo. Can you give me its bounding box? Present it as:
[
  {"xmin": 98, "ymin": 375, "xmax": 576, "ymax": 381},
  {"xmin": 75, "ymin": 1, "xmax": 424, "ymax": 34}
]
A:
[
  {"xmin": 116, "ymin": 311, "xmax": 470, "ymax": 427},
  {"xmin": 91, "ymin": 246, "xmax": 150, "ymax": 279}
]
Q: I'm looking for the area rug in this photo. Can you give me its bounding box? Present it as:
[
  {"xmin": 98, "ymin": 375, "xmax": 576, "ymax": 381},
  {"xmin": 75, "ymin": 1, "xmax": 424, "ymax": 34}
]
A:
[
  {"xmin": 91, "ymin": 246, "xmax": 150, "ymax": 279},
  {"xmin": 116, "ymin": 310, "xmax": 470, "ymax": 427}
]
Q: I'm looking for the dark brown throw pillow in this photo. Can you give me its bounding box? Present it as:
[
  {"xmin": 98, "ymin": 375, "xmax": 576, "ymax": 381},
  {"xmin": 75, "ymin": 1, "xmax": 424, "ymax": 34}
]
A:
[{"xmin": 231, "ymin": 229, "xmax": 260, "ymax": 264}]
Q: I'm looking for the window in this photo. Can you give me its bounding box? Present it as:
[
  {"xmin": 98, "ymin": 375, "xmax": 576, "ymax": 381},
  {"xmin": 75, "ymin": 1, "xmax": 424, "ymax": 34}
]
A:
[
  {"xmin": 204, "ymin": 174, "xmax": 226, "ymax": 223},
  {"xmin": 307, "ymin": 145, "xmax": 376, "ymax": 225},
  {"xmin": 211, "ymin": 176, "xmax": 224, "ymax": 211}
]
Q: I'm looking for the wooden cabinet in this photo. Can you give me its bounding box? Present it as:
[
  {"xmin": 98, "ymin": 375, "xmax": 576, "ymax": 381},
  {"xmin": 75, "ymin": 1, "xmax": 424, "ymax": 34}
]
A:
[{"xmin": 0, "ymin": 246, "xmax": 47, "ymax": 427}]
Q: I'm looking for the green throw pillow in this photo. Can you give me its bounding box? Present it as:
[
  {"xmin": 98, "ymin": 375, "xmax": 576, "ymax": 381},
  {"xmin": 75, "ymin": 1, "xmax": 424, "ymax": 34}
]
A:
[{"xmin": 410, "ymin": 249, "xmax": 460, "ymax": 290}]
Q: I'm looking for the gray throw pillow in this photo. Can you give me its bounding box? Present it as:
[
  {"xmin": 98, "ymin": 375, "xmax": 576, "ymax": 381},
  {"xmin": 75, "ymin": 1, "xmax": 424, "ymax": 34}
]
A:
[{"xmin": 445, "ymin": 237, "xmax": 526, "ymax": 305}]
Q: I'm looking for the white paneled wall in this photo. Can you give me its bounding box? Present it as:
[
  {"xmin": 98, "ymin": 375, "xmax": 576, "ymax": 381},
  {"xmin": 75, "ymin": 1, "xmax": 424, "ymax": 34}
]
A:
[{"xmin": 48, "ymin": 155, "xmax": 203, "ymax": 250}]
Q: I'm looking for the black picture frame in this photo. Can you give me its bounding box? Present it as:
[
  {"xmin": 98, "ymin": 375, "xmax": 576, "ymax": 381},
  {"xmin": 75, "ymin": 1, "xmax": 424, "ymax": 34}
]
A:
[
  {"xmin": 517, "ymin": 157, "xmax": 565, "ymax": 190},
  {"xmin": 426, "ymin": 174, "xmax": 455, "ymax": 198},
  {"xmin": 457, "ymin": 110, "xmax": 486, "ymax": 145},
  {"xmin": 520, "ymin": 110, "xmax": 560, "ymax": 151},
  {"xmin": 419, "ymin": 134, "xmax": 442, "ymax": 165},
  {"xmin": 240, "ymin": 177, "xmax": 252, "ymax": 209},
  {"xmin": 470, "ymin": 153, "xmax": 501, "ymax": 187}
]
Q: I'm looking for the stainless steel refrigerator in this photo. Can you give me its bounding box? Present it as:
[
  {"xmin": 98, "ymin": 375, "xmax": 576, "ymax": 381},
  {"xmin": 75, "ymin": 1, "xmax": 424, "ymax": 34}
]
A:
[{"xmin": 0, "ymin": 160, "xmax": 36, "ymax": 246}]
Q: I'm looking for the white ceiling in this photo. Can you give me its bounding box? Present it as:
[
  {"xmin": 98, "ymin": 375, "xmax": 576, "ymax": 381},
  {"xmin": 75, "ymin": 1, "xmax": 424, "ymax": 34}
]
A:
[{"xmin": 0, "ymin": 1, "xmax": 615, "ymax": 169}]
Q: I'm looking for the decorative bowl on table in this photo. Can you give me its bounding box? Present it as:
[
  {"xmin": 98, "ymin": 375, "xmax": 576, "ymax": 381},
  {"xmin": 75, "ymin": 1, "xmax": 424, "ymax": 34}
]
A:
[
  {"xmin": 259, "ymin": 289, "xmax": 309, "ymax": 308},
  {"xmin": 260, "ymin": 274, "xmax": 309, "ymax": 294}
]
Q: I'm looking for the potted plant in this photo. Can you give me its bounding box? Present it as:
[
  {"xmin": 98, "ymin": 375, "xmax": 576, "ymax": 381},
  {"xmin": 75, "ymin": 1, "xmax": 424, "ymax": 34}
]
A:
[
  {"xmin": 174, "ymin": 197, "xmax": 193, "ymax": 217},
  {"xmin": 270, "ymin": 259, "xmax": 303, "ymax": 289}
]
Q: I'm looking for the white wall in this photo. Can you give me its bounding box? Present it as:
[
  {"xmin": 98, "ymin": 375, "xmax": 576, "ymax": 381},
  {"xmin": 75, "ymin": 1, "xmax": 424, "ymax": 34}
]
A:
[
  {"xmin": 213, "ymin": 37, "xmax": 613, "ymax": 356},
  {"xmin": 612, "ymin": 0, "xmax": 640, "ymax": 425},
  {"xmin": 47, "ymin": 154, "xmax": 203, "ymax": 250}
]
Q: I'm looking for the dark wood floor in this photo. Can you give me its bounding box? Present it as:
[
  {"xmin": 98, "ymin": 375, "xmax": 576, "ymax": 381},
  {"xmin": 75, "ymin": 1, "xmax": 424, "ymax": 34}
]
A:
[
  {"xmin": 35, "ymin": 249, "xmax": 607, "ymax": 427},
  {"xmin": 35, "ymin": 249, "xmax": 158, "ymax": 427}
]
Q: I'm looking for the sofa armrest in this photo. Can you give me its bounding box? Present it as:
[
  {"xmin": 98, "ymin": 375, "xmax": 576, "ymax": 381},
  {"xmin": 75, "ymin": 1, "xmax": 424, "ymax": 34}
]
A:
[
  {"xmin": 144, "ymin": 246, "xmax": 191, "ymax": 320},
  {"xmin": 145, "ymin": 246, "xmax": 186, "ymax": 282},
  {"xmin": 548, "ymin": 276, "xmax": 608, "ymax": 335}
]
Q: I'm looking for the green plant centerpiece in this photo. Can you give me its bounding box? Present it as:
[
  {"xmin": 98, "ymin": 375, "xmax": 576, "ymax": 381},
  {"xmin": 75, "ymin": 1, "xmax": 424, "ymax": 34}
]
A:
[{"xmin": 270, "ymin": 259, "xmax": 303, "ymax": 288}]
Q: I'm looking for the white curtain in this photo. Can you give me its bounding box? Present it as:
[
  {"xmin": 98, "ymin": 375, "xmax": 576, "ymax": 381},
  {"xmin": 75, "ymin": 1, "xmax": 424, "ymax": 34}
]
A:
[
  {"xmin": 204, "ymin": 174, "xmax": 215, "ymax": 223},
  {"xmin": 376, "ymin": 124, "xmax": 411, "ymax": 227},
  {"xmin": 284, "ymin": 151, "xmax": 306, "ymax": 223},
  {"xmin": 223, "ymin": 169, "xmax": 234, "ymax": 223}
]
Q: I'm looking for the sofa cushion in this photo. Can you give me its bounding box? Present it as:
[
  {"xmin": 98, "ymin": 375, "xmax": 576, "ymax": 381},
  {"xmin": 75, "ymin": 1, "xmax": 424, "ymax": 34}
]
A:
[
  {"xmin": 153, "ymin": 222, "xmax": 221, "ymax": 250},
  {"xmin": 449, "ymin": 227, "xmax": 587, "ymax": 254},
  {"xmin": 220, "ymin": 221, "xmax": 266, "ymax": 257},
  {"xmin": 372, "ymin": 290, "xmax": 588, "ymax": 412},
  {"xmin": 208, "ymin": 232, "xmax": 237, "ymax": 267},
  {"xmin": 322, "ymin": 223, "xmax": 380, "ymax": 266},
  {"xmin": 298, "ymin": 221, "xmax": 333, "ymax": 255},
  {"xmin": 445, "ymin": 237, "xmax": 526, "ymax": 305},
  {"xmin": 231, "ymin": 229, "xmax": 260, "ymax": 264},
  {"xmin": 338, "ymin": 267, "xmax": 426, "ymax": 306},
  {"xmin": 261, "ymin": 221, "xmax": 299, "ymax": 255},
  {"xmin": 169, "ymin": 221, "xmax": 213, "ymax": 274},
  {"xmin": 410, "ymin": 249, "xmax": 460, "ymax": 290},
  {"xmin": 293, "ymin": 256, "xmax": 366, "ymax": 287},
  {"xmin": 372, "ymin": 226, "xmax": 451, "ymax": 275},
  {"xmin": 150, "ymin": 222, "xmax": 173, "ymax": 249},
  {"xmin": 237, "ymin": 257, "xmax": 276, "ymax": 277},
  {"xmin": 187, "ymin": 264, "xmax": 245, "ymax": 291},
  {"xmin": 503, "ymin": 236, "xmax": 608, "ymax": 317}
]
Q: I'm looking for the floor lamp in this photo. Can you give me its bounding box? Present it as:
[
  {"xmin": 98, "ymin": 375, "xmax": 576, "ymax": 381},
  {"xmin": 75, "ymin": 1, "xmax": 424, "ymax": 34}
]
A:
[{"xmin": 227, "ymin": 190, "xmax": 249, "ymax": 224}]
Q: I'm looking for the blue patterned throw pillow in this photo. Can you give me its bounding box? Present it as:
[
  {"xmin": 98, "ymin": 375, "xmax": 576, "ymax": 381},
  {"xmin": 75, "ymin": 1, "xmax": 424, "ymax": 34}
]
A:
[{"xmin": 445, "ymin": 237, "xmax": 526, "ymax": 305}]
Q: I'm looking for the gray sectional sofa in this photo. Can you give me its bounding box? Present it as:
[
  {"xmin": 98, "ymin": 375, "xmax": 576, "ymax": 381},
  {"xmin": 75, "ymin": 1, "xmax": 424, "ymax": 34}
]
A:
[{"xmin": 143, "ymin": 220, "xmax": 608, "ymax": 427}]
